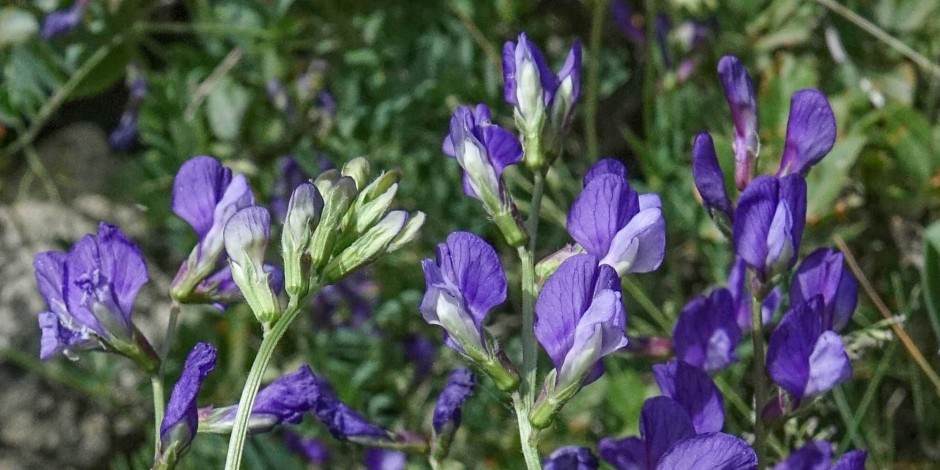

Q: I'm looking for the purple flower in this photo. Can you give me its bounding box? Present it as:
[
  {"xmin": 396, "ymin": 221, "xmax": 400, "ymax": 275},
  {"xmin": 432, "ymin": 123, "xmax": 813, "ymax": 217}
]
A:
[
  {"xmin": 420, "ymin": 232, "xmax": 507, "ymax": 355},
  {"xmin": 432, "ymin": 368, "xmax": 475, "ymax": 434},
  {"xmin": 170, "ymin": 156, "xmax": 255, "ymax": 302},
  {"xmin": 612, "ymin": 0, "xmax": 645, "ymax": 45},
  {"xmin": 283, "ymin": 432, "xmax": 330, "ymax": 465},
  {"xmin": 772, "ymin": 441, "xmax": 867, "ymax": 470},
  {"xmin": 732, "ymin": 175, "xmax": 807, "ymax": 278},
  {"xmin": 313, "ymin": 390, "xmax": 392, "ymax": 444},
  {"xmin": 224, "ymin": 206, "xmax": 281, "ymax": 324},
  {"xmin": 200, "ymin": 365, "xmax": 320, "ymax": 433},
  {"xmin": 567, "ymin": 159, "xmax": 665, "ymax": 277},
  {"xmin": 790, "ymin": 248, "xmax": 857, "ymax": 332},
  {"xmin": 364, "ymin": 448, "xmax": 406, "ymax": 470},
  {"xmin": 717, "ymin": 55, "xmax": 759, "ymax": 190},
  {"xmin": 35, "ymin": 223, "xmax": 149, "ymax": 361},
  {"xmin": 534, "ymin": 254, "xmax": 628, "ymax": 389},
  {"xmin": 599, "ymin": 396, "xmax": 757, "ymax": 470},
  {"xmin": 109, "ymin": 77, "xmax": 147, "ymax": 152},
  {"xmin": 543, "ymin": 446, "xmax": 599, "ymax": 470},
  {"xmin": 766, "ymin": 299, "xmax": 852, "ymax": 404},
  {"xmin": 777, "ymin": 90, "xmax": 837, "ymax": 177},
  {"xmin": 442, "ymin": 104, "xmax": 522, "ymax": 204},
  {"xmin": 692, "ymin": 132, "xmax": 733, "ymax": 221},
  {"xmin": 672, "ymin": 288, "xmax": 741, "ymax": 371},
  {"xmin": 652, "ymin": 360, "xmax": 724, "ymax": 434},
  {"xmin": 159, "ymin": 342, "xmax": 217, "ymax": 461},
  {"xmin": 728, "ymin": 256, "xmax": 781, "ymax": 332},
  {"xmin": 403, "ymin": 334, "xmax": 437, "ymax": 382},
  {"xmin": 40, "ymin": 0, "xmax": 90, "ymax": 38}
]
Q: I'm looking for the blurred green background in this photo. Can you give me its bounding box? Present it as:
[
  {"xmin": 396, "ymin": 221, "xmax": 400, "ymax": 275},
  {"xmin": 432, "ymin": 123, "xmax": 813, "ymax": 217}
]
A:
[{"xmin": 2, "ymin": 0, "xmax": 940, "ymax": 468}]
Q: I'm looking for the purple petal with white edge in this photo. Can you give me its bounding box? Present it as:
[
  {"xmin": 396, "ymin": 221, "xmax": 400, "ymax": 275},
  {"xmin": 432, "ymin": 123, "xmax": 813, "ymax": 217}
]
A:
[
  {"xmin": 655, "ymin": 432, "xmax": 757, "ymax": 470},
  {"xmin": 432, "ymin": 368, "xmax": 476, "ymax": 433},
  {"xmin": 249, "ymin": 365, "xmax": 320, "ymax": 427},
  {"xmin": 555, "ymin": 40, "xmax": 583, "ymax": 105},
  {"xmin": 568, "ymin": 174, "xmax": 639, "ymax": 258},
  {"xmin": 831, "ymin": 450, "xmax": 867, "ymax": 470},
  {"xmin": 641, "ymin": 396, "xmax": 696, "ymax": 467},
  {"xmin": 436, "ymin": 232, "xmax": 507, "ymax": 326},
  {"xmin": 692, "ymin": 132, "xmax": 733, "ymax": 218},
  {"xmin": 502, "ymin": 42, "xmax": 518, "ymax": 105},
  {"xmin": 653, "ymin": 360, "xmax": 724, "ymax": 434},
  {"xmin": 172, "ymin": 156, "xmax": 233, "ymax": 239},
  {"xmin": 777, "ymin": 174, "xmax": 807, "ymax": 271},
  {"xmin": 96, "ymin": 223, "xmax": 148, "ymax": 319},
  {"xmin": 557, "ymin": 289, "xmax": 628, "ymax": 386},
  {"xmin": 600, "ymin": 206, "xmax": 666, "ymax": 275},
  {"xmin": 364, "ymin": 448, "xmax": 406, "ymax": 470},
  {"xmin": 717, "ymin": 56, "xmax": 759, "ymax": 190},
  {"xmin": 804, "ymin": 330, "xmax": 852, "ymax": 398},
  {"xmin": 672, "ymin": 288, "xmax": 741, "ymax": 371},
  {"xmin": 161, "ymin": 343, "xmax": 218, "ymax": 449},
  {"xmin": 535, "ymin": 255, "xmax": 618, "ymax": 371},
  {"xmin": 584, "ymin": 158, "xmax": 629, "ymax": 186},
  {"xmin": 599, "ymin": 436, "xmax": 647, "ymax": 470},
  {"xmin": 34, "ymin": 251, "xmax": 68, "ymax": 316},
  {"xmin": 778, "ymin": 89, "xmax": 837, "ymax": 177},
  {"xmin": 223, "ymin": 206, "xmax": 271, "ymax": 271},
  {"xmin": 791, "ymin": 248, "xmax": 857, "ymax": 332},
  {"xmin": 479, "ymin": 124, "xmax": 523, "ymax": 175},
  {"xmin": 543, "ymin": 446, "xmax": 599, "ymax": 470},
  {"xmin": 771, "ymin": 440, "xmax": 831, "ymax": 470},
  {"xmin": 732, "ymin": 175, "xmax": 778, "ymax": 275},
  {"xmin": 38, "ymin": 311, "xmax": 95, "ymax": 360},
  {"xmin": 516, "ymin": 33, "xmax": 559, "ymax": 104},
  {"xmin": 639, "ymin": 193, "xmax": 661, "ymax": 210}
]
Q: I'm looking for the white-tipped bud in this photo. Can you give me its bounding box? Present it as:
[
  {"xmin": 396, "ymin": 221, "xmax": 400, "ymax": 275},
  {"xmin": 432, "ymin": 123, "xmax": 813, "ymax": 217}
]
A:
[
  {"xmin": 386, "ymin": 211, "xmax": 425, "ymax": 253},
  {"xmin": 281, "ymin": 183, "xmax": 324, "ymax": 297},
  {"xmin": 223, "ymin": 207, "xmax": 281, "ymax": 325},
  {"xmin": 308, "ymin": 176, "xmax": 358, "ymax": 272},
  {"xmin": 341, "ymin": 157, "xmax": 371, "ymax": 190},
  {"xmin": 322, "ymin": 210, "xmax": 408, "ymax": 283}
]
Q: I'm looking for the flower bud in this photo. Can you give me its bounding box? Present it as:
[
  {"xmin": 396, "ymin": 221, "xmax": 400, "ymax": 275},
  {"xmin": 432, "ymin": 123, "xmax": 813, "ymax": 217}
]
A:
[
  {"xmin": 718, "ymin": 55, "xmax": 760, "ymax": 190},
  {"xmin": 386, "ymin": 211, "xmax": 425, "ymax": 253},
  {"xmin": 341, "ymin": 157, "xmax": 371, "ymax": 190},
  {"xmin": 309, "ymin": 176, "xmax": 358, "ymax": 272},
  {"xmin": 322, "ymin": 210, "xmax": 409, "ymax": 283},
  {"xmin": 281, "ymin": 183, "xmax": 324, "ymax": 297},
  {"xmin": 224, "ymin": 207, "xmax": 281, "ymax": 326}
]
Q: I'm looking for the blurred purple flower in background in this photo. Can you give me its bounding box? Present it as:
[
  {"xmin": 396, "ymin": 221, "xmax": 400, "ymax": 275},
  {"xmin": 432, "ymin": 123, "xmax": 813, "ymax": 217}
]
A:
[
  {"xmin": 109, "ymin": 76, "xmax": 148, "ymax": 152},
  {"xmin": 432, "ymin": 368, "xmax": 475, "ymax": 434},
  {"xmin": 772, "ymin": 441, "xmax": 867, "ymax": 470},
  {"xmin": 364, "ymin": 448, "xmax": 406, "ymax": 470},
  {"xmin": 40, "ymin": 0, "xmax": 90, "ymax": 38},
  {"xmin": 283, "ymin": 431, "xmax": 330, "ymax": 465},
  {"xmin": 543, "ymin": 446, "xmax": 599, "ymax": 470}
]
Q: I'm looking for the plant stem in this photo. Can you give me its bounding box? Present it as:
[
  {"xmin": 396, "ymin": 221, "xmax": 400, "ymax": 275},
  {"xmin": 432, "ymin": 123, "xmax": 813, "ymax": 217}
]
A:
[
  {"xmin": 584, "ymin": 0, "xmax": 607, "ymax": 162},
  {"xmin": 151, "ymin": 374, "xmax": 165, "ymax": 451},
  {"xmin": 513, "ymin": 394, "xmax": 543, "ymax": 470},
  {"xmin": 750, "ymin": 292, "xmax": 768, "ymax": 470},
  {"xmin": 223, "ymin": 294, "xmax": 307, "ymax": 470}
]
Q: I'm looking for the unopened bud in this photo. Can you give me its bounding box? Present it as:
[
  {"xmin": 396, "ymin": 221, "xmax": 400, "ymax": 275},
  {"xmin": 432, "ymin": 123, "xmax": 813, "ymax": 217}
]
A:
[{"xmin": 322, "ymin": 210, "xmax": 408, "ymax": 283}]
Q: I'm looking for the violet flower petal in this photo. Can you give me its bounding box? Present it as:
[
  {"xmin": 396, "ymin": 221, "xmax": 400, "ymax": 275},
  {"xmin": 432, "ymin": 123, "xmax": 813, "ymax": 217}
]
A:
[
  {"xmin": 599, "ymin": 436, "xmax": 647, "ymax": 470},
  {"xmin": 432, "ymin": 368, "xmax": 476, "ymax": 434},
  {"xmin": 654, "ymin": 432, "xmax": 757, "ymax": 470},
  {"xmin": 543, "ymin": 446, "xmax": 599, "ymax": 470},
  {"xmin": 641, "ymin": 396, "xmax": 696, "ymax": 467},
  {"xmin": 771, "ymin": 440, "xmax": 831, "ymax": 470},
  {"xmin": 692, "ymin": 132, "xmax": 733, "ymax": 218},
  {"xmin": 717, "ymin": 55, "xmax": 759, "ymax": 190},
  {"xmin": 791, "ymin": 248, "xmax": 857, "ymax": 332},
  {"xmin": 568, "ymin": 174, "xmax": 639, "ymax": 258},
  {"xmin": 831, "ymin": 450, "xmax": 867, "ymax": 470},
  {"xmin": 672, "ymin": 288, "xmax": 741, "ymax": 371},
  {"xmin": 778, "ymin": 90, "xmax": 837, "ymax": 177},
  {"xmin": 364, "ymin": 448, "xmax": 406, "ymax": 470},
  {"xmin": 584, "ymin": 158, "xmax": 629, "ymax": 186},
  {"xmin": 161, "ymin": 342, "xmax": 218, "ymax": 449},
  {"xmin": 653, "ymin": 360, "xmax": 725, "ymax": 434}
]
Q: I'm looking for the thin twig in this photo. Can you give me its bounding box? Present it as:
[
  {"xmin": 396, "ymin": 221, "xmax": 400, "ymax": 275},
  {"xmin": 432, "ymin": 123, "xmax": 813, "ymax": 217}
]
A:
[
  {"xmin": 184, "ymin": 48, "xmax": 244, "ymax": 119},
  {"xmin": 815, "ymin": 0, "xmax": 940, "ymax": 78},
  {"xmin": 449, "ymin": 5, "xmax": 501, "ymax": 70},
  {"xmin": 833, "ymin": 235, "xmax": 940, "ymax": 397}
]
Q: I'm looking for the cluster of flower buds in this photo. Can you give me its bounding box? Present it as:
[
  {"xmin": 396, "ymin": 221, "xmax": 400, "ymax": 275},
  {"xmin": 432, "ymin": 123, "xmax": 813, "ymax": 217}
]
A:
[{"xmin": 503, "ymin": 33, "xmax": 581, "ymax": 169}]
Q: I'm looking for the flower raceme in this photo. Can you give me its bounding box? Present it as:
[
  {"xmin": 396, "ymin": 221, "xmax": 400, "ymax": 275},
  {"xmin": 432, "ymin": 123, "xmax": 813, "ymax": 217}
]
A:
[
  {"xmin": 772, "ymin": 441, "xmax": 867, "ymax": 470},
  {"xmin": 34, "ymin": 222, "xmax": 158, "ymax": 371}
]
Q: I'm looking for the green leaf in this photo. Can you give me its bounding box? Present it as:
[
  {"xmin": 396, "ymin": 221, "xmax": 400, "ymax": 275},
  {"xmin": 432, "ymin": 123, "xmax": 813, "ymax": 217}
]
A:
[
  {"xmin": 921, "ymin": 220, "xmax": 940, "ymax": 344},
  {"xmin": 0, "ymin": 8, "xmax": 38, "ymax": 46},
  {"xmin": 206, "ymin": 76, "xmax": 250, "ymax": 141},
  {"xmin": 806, "ymin": 134, "xmax": 866, "ymax": 220}
]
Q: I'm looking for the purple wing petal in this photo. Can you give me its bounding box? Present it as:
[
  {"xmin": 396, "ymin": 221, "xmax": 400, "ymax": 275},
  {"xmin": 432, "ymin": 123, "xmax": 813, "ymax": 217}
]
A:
[
  {"xmin": 38, "ymin": 311, "xmax": 94, "ymax": 360},
  {"xmin": 655, "ymin": 432, "xmax": 757, "ymax": 470},
  {"xmin": 438, "ymin": 232, "xmax": 507, "ymax": 326},
  {"xmin": 601, "ymin": 206, "xmax": 666, "ymax": 275},
  {"xmin": 653, "ymin": 360, "xmax": 725, "ymax": 434},
  {"xmin": 732, "ymin": 176, "xmax": 778, "ymax": 275},
  {"xmin": 503, "ymin": 41, "xmax": 518, "ymax": 105},
  {"xmin": 568, "ymin": 174, "xmax": 639, "ymax": 258},
  {"xmin": 535, "ymin": 254, "xmax": 601, "ymax": 370},
  {"xmin": 544, "ymin": 446, "xmax": 599, "ymax": 470},
  {"xmin": 556, "ymin": 40, "xmax": 583, "ymax": 105},
  {"xmin": 791, "ymin": 248, "xmax": 857, "ymax": 332},
  {"xmin": 480, "ymin": 124, "xmax": 523, "ymax": 176},
  {"xmin": 641, "ymin": 396, "xmax": 696, "ymax": 467},
  {"xmin": 161, "ymin": 343, "xmax": 218, "ymax": 448},
  {"xmin": 692, "ymin": 132, "xmax": 733, "ymax": 218},
  {"xmin": 767, "ymin": 301, "xmax": 822, "ymax": 403},
  {"xmin": 831, "ymin": 450, "xmax": 867, "ymax": 470},
  {"xmin": 804, "ymin": 330, "xmax": 852, "ymax": 398},
  {"xmin": 96, "ymin": 223, "xmax": 148, "ymax": 320},
  {"xmin": 34, "ymin": 251, "xmax": 68, "ymax": 315},
  {"xmin": 599, "ymin": 436, "xmax": 647, "ymax": 470},
  {"xmin": 432, "ymin": 368, "xmax": 476, "ymax": 433},
  {"xmin": 251, "ymin": 365, "xmax": 320, "ymax": 426},
  {"xmin": 672, "ymin": 289, "xmax": 741, "ymax": 371},
  {"xmin": 778, "ymin": 174, "xmax": 807, "ymax": 271},
  {"xmin": 584, "ymin": 158, "xmax": 629, "ymax": 186},
  {"xmin": 771, "ymin": 440, "xmax": 831, "ymax": 470},
  {"xmin": 172, "ymin": 156, "xmax": 233, "ymax": 239},
  {"xmin": 364, "ymin": 448, "xmax": 406, "ymax": 470},
  {"xmin": 778, "ymin": 89, "xmax": 837, "ymax": 177}
]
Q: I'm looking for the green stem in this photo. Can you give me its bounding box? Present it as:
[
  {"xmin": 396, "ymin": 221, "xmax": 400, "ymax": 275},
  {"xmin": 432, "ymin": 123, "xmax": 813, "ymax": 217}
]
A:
[
  {"xmin": 223, "ymin": 294, "xmax": 307, "ymax": 470},
  {"xmin": 584, "ymin": 0, "xmax": 607, "ymax": 162},
  {"xmin": 151, "ymin": 374, "xmax": 165, "ymax": 452},
  {"xmin": 513, "ymin": 394, "xmax": 543, "ymax": 470},
  {"xmin": 4, "ymin": 34, "xmax": 126, "ymax": 157},
  {"xmin": 750, "ymin": 292, "xmax": 768, "ymax": 470}
]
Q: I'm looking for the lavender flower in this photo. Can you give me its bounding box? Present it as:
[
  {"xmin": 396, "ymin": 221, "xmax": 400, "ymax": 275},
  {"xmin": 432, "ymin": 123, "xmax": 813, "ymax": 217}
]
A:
[
  {"xmin": 728, "ymin": 256, "xmax": 781, "ymax": 332},
  {"xmin": 531, "ymin": 255, "xmax": 627, "ymax": 427},
  {"xmin": 543, "ymin": 446, "xmax": 599, "ymax": 470},
  {"xmin": 652, "ymin": 360, "xmax": 724, "ymax": 434},
  {"xmin": 790, "ymin": 248, "xmax": 857, "ymax": 332},
  {"xmin": 364, "ymin": 448, "xmax": 406, "ymax": 470},
  {"xmin": 283, "ymin": 432, "xmax": 330, "ymax": 465},
  {"xmin": 199, "ymin": 365, "xmax": 320, "ymax": 434},
  {"xmin": 109, "ymin": 77, "xmax": 147, "ymax": 152},
  {"xmin": 403, "ymin": 334, "xmax": 437, "ymax": 382},
  {"xmin": 611, "ymin": 0, "xmax": 645, "ymax": 45},
  {"xmin": 157, "ymin": 343, "xmax": 217, "ymax": 466},
  {"xmin": 313, "ymin": 389, "xmax": 393, "ymax": 444},
  {"xmin": 692, "ymin": 132, "xmax": 733, "ymax": 223},
  {"xmin": 567, "ymin": 158, "xmax": 665, "ymax": 277},
  {"xmin": 772, "ymin": 441, "xmax": 867, "ymax": 470},
  {"xmin": 766, "ymin": 299, "xmax": 852, "ymax": 404},
  {"xmin": 170, "ymin": 156, "xmax": 255, "ymax": 302},
  {"xmin": 40, "ymin": 0, "xmax": 90, "ymax": 38},
  {"xmin": 599, "ymin": 396, "xmax": 757, "ymax": 470},
  {"xmin": 224, "ymin": 206, "xmax": 281, "ymax": 324},
  {"xmin": 718, "ymin": 55, "xmax": 759, "ymax": 190},
  {"xmin": 672, "ymin": 288, "xmax": 741, "ymax": 371},
  {"xmin": 420, "ymin": 232, "xmax": 506, "ymax": 357},
  {"xmin": 35, "ymin": 223, "xmax": 155, "ymax": 369},
  {"xmin": 732, "ymin": 174, "xmax": 807, "ymax": 279},
  {"xmin": 777, "ymin": 90, "xmax": 837, "ymax": 177},
  {"xmin": 432, "ymin": 368, "xmax": 475, "ymax": 434}
]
